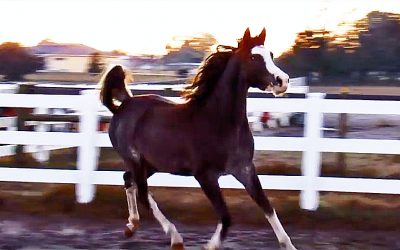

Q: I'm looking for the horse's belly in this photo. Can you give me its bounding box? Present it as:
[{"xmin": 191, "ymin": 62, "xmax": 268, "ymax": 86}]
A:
[{"xmin": 145, "ymin": 152, "xmax": 194, "ymax": 176}]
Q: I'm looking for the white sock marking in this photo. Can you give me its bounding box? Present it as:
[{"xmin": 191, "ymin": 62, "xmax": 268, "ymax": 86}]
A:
[
  {"xmin": 205, "ymin": 223, "xmax": 223, "ymax": 249},
  {"xmin": 148, "ymin": 194, "xmax": 183, "ymax": 245},
  {"xmin": 266, "ymin": 210, "xmax": 296, "ymax": 249},
  {"xmin": 125, "ymin": 187, "xmax": 139, "ymax": 222}
]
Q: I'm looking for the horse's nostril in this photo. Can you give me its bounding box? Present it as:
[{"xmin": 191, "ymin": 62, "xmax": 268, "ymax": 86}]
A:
[{"xmin": 276, "ymin": 76, "xmax": 283, "ymax": 87}]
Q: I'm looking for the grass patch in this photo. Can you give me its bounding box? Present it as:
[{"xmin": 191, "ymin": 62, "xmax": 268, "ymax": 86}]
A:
[{"xmin": 320, "ymin": 153, "xmax": 400, "ymax": 178}]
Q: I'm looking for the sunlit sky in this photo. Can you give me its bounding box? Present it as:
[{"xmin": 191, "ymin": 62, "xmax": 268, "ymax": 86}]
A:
[{"xmin": 1, "ymin": 0, "xmax": 400, "ymax": 56}]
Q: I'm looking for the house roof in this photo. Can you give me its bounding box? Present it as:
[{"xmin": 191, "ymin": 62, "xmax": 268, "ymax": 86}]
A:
[{"xmin": 30, "ymin": 39, "xmax": 100, "ymax": 55}]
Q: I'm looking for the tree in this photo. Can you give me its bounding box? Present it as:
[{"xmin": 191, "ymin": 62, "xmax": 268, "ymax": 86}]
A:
[
  {"xmin": 166, "ymin": 33, "xmax": 217, "ymax": 53},
  {"xmin": 110, "ymin": 50, "xmax": 127, "ymax": 56},
  {"xmin": 278, "ymin": 29, "xmax": 334, "ymax": 77},
  {"xmin": 278, "ymin": 11, "xmax": 400, "ymax": 83},
  {"xmin": 356, "ymin": 12, "xmax": 400, "ymax": 72},
  {"xmin": 0, "ymin": 42, "xmax": 44, "ymax": 80},
  {"xmin": 163, "ymin": 33, "xmax": 218, "ymax": 63},
  {"xmin": 87, "ymin": 52, "xmax": 104, "ymax": 73}
]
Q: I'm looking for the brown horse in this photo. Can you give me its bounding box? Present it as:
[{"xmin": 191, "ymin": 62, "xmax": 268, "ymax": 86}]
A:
[{"xmin": 99, "ymin": 28, "xmax": 296, "ymax": 250}]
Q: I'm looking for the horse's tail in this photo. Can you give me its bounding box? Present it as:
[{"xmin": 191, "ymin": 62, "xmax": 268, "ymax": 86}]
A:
[{"xmin": 99, "ymin": 64, "xmax": 133, "ymax": 114}]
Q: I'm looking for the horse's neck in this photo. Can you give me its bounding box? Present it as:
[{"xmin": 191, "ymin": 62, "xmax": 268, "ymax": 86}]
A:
[{"xmin": 204, "ymin": 56, "xmax": 248, "ymax": 126}]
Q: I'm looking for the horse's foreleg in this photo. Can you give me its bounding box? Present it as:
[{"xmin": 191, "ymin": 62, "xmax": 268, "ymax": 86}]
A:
[
  {"xmin": 123, "ymin": 171, "xmax": 140, "ymax": 238},
  {"xmin": 196, "ymin": 174, "xmax": 231, "ymax": 250},
  {"xmin": 233, "ymin": 165, "xmax": 296, "ymax": 250},
  {"xmin": 148, "ymin": 193, "xmax": 184, "ymax": 249}
]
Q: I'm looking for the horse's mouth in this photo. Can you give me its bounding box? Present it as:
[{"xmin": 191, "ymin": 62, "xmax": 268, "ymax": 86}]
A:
[{"xmin": 266, "ymin": 83, "xmax": 287, "ymax": 97}]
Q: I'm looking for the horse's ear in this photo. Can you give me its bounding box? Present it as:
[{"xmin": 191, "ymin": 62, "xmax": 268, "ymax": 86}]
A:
[
  {"xmin": 240, "ymin": 27, "xmax": 251, "ymax": 49},
  {"xmin": 258, "ymin": 27, "xmax": 266, "ymax": 44},
  {"xmin": 243, "ymin": 27, "xmax": 251, "ymax": 42}
]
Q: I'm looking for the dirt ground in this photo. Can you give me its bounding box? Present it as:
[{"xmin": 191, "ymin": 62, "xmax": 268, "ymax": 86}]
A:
[
  {"xmin": 1, "ymin": 185, "xmax": 400, "ymax": 249},
  {"xmin": 1, "ymin": 213, "xmax": 399, "ymax": 250}
]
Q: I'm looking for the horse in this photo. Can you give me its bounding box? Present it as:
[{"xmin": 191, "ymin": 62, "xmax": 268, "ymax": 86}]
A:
[{"xmin": 99, "ymin": 27, "xmax": 296, "ymax": 250}]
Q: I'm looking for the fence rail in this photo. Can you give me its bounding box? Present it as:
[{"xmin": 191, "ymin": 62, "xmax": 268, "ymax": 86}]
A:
[{"xmin": 0, "ymin": 91, "xmax": 399, "ymax": 210}]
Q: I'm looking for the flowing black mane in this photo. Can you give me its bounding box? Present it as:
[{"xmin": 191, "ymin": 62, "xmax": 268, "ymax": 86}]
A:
[{"xmin": 181, "ymin": 45, "xmax": 237, "ymax": 103}]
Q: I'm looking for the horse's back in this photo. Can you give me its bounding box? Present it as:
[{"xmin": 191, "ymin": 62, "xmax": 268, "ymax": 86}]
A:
[
  {"xmin": 125, "ymin": 94, "xmax": 175, "ymax": 108},
  {"xmin": 108, "ymin": 94, "xmax": 175, "ymax": 159}
]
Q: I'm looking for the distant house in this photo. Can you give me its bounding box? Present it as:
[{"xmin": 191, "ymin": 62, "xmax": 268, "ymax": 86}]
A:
[
  {"xmin": 37, "ymin": 54, "xmax": 123, "ymax": 73},
  {"xmin": 30, "ymin": 40, "xmax": 128, "ymax": 73}
]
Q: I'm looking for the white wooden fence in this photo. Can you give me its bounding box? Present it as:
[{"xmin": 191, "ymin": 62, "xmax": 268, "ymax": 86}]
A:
[{"xmin": 0, "ymin": 91, "xmax": 399, "ymax": 210}]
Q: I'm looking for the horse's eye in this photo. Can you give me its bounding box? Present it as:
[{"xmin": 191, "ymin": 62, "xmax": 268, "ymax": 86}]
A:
[
  {"xmin": 250, "ymin": 56, "xmax": 255, "ymax": 61},
  {"xmin": 270, "ymin": 52, "xmax": 274, "ymax": 60}
]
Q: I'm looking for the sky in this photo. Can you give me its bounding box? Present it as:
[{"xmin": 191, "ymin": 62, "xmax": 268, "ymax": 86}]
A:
[{"xmin": 1, "ymin": 0, "xmax": 400, "ymax": 56}]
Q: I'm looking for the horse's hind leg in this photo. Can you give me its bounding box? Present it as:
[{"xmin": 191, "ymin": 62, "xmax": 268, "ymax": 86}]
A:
[
  {"xmin": 123, "ymin": 156, "xmax": 154, "ymax": 238},
  {"xmin": 147, "ymin": 193, "xmax": 184, "ymax": 249},
  {"xmin": 141, "ymin": 161, "xmax": 184, "ymax": 249},
  {"xmin": 233, "ymin": 164, "xmax": 296, "ymax": 250},
  {"xmin": 196, "ymin": 173, "xmax": 231, "ymax": 250},
  {"xmin": 123, "ymin": 156, "xmax": 150, "ymax": 237},
  {"xmin": 123, "ymin": 170, "xmax": 140, "ymax": 238}
]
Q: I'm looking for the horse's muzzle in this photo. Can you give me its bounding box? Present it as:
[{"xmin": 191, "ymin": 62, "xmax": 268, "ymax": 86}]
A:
[{"xmin": 276, "ymin": 76, "xmax": 283, "ymax": 87}]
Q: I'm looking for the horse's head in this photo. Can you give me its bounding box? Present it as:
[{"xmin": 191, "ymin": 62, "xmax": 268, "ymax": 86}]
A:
[{"xmin": 238, "ymin": 28, "xmax": 289, "ymax": 96}]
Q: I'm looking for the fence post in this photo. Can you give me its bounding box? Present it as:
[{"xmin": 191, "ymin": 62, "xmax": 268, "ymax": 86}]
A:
[
  {"xmin": 15, "ymin": 83, "xmax": 33, "ymax": 164},
  {"xmin": 300, "ymin": 93, "xmax": 325, "ymax": 210},
  {"xmin": 337, "ymin": 87, "xmax": 349, "ymax": 176},
  {"xmin": 76, "ymin": 89, "xmax": 99, "ymax": 203},
  {"xmin": 33, "ymin": 107, "xmax": 50, "ymax": 163}
]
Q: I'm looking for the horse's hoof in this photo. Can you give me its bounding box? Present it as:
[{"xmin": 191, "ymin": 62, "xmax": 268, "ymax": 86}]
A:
[
  {"xmin": 124, "ymin": 220, "xmax": 140, "ymax": 238},
  {"xmin": 280, "ymin": 242, "xmax": 297, "ymax": 250},
  {"xmin": 202, "ymin": 244, "xmax": 219, "ymax": 250},
  {"xmin": 124, "ymin": 226, "xmax": 135, "ymax": 238},
  {"xmin": 171, "ymin": 242, "xmax": 185, "ymax": 250}
]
